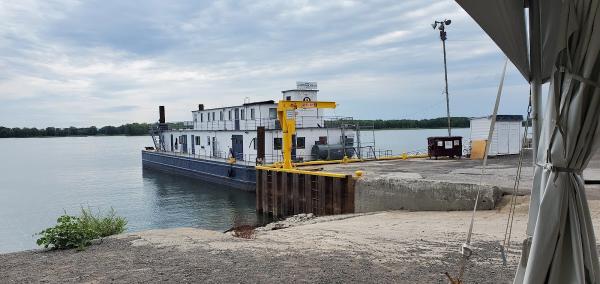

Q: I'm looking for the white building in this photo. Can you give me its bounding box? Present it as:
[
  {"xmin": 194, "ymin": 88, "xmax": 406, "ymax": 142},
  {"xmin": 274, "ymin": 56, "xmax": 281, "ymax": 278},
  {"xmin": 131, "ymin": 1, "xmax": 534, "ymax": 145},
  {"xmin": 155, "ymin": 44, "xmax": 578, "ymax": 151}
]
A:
[
  {"xmin": 159, "ymin": 82, "xmax": 356, "ymax": 164},
  {"xmin": 470, "ymin": 115, "xmax": 524, "ymax": 156}
]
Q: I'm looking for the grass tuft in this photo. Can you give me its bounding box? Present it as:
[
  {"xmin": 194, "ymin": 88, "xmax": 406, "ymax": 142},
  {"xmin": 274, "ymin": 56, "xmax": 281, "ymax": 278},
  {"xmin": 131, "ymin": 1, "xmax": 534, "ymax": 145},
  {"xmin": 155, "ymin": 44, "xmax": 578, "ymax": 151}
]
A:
[{"xmin": 79, "ymin": 207, "xmax": 127, "ymax": 238}]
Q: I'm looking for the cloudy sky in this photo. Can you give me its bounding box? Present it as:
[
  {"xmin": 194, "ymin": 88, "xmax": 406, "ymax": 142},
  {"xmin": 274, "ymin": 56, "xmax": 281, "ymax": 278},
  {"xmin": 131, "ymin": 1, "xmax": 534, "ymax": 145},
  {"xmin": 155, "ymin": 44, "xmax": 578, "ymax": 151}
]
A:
[{"xmin": 0, "ymin": 0, "xmax": 532, "ymax": 128}]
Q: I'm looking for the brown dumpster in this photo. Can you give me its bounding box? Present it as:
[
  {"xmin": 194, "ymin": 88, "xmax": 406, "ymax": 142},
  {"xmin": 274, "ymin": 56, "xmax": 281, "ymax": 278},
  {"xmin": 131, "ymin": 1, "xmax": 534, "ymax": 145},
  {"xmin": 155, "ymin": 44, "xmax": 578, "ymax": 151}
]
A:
[{"xmin": 427, "ymin": 136, "xmax": 463, "ymax": 159}]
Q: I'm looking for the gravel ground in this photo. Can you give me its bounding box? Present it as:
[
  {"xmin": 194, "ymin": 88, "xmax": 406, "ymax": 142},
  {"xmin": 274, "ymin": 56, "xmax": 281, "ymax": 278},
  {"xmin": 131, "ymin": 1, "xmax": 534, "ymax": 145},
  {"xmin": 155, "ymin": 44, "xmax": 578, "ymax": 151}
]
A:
[
  {"xmin": 3, "ymin": 183, "xmax": 600, "ymax": 283},
  {"xmin": 0, "ymin": 234, "xmax": 518, "ymax": 283},
  {"xmin": 0, "ymin": 196, "xmax": 563, "ymax": 284},
  {"xmin": 3, "ymin": 152, "xmax": 600, "ymax": 283}
]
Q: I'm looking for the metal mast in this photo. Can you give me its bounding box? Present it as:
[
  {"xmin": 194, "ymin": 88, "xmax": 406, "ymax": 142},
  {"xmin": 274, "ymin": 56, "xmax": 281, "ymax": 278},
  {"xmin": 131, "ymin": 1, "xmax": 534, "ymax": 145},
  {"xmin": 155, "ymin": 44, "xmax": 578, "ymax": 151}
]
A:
[
  {"xmin": 432, "ymin": 19, "xmax": 452, "ymax": 137},
  {"xmin": 528, "ymin": 1, "xmax": 542, "ymax": 166}
]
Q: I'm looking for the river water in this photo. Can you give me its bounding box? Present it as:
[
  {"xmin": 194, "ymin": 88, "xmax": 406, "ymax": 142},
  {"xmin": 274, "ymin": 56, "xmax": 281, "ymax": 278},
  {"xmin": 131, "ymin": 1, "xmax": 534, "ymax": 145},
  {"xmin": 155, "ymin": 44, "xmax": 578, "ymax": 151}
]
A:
[{"xmin": 0, "ymin": 128, "xmax": 468, "ymax": 253}]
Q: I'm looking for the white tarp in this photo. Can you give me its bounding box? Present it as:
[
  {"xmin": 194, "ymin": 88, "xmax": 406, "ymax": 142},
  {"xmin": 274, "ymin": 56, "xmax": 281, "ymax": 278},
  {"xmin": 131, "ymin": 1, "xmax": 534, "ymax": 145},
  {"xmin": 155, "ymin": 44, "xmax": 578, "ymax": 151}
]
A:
[
  {"xmin": 456, "ymin": 0, "xmax": 575, "ymax": 83},
  {"xmin": 517, "ymin": 0, "xmax": 600, "ymax": 282},
  {"xmin": 456, "ymin": 0, "xmax": 530, "ymax": 80},
  {"xmin": 456, "ymin": 0, "xmax": 600, "ymax": 282},
  {"xmin": 538, "ymin": 0, "xmax": 563, "ymax": 81}
]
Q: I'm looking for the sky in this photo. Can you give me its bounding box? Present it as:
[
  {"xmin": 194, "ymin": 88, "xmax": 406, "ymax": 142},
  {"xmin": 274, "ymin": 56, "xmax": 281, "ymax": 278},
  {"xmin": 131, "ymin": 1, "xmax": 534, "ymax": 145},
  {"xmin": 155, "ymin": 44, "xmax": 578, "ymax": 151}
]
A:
[{"xmin": 0, "ymin": 0, "xmax": 533, "ymax": 128}]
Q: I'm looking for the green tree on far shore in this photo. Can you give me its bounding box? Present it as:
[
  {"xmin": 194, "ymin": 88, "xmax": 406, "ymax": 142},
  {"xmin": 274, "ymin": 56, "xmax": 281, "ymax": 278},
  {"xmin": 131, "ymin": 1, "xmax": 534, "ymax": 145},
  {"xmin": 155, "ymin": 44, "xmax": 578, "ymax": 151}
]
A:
[
  {"xmin": 0, "ymin": 118, "xmax": 474, "ymax": 139},
  {"xmin": 0, "ymin": 122, "xmax": 189, "ymax": 138},
  {"xmin": 0, "ymin": 123, "xmax": 151, "ymax": 138},
  {"xmin": 326, "ymin": 117, "xmax": 471, "ymax": 129}
]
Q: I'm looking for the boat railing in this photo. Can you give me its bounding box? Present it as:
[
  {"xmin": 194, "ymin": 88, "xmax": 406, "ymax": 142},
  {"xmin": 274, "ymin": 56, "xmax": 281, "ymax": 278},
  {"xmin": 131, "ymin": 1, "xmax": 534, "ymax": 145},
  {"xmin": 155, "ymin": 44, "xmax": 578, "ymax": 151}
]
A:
[
  {"xmin": 148, "ymin": 149, "xmax": 285, "ymax": 166},
  {"xmin": 188, "ymin": 116, "xmax": 355, "ymax": 131},
  {"xmin": 147, "ymin": 145, "xmax": 427, "ymax": 166},
  {"xmin": 148, "ymin": 149, "xmax": 254, "ymax": 166}
]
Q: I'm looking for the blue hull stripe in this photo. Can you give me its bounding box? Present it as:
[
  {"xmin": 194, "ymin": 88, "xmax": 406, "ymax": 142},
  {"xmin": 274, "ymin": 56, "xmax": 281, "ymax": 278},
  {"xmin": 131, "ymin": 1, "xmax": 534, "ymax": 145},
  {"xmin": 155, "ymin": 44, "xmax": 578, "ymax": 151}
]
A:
[{"xmin": 141, "ymin": 151, "xmax": 256, "ymax": 191}]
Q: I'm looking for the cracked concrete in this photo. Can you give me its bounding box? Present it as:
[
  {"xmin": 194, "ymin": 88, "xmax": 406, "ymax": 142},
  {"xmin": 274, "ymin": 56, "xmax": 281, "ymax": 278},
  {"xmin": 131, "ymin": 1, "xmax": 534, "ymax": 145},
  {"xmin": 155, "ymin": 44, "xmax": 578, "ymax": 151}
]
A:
[{"xmin": 309, "ymin": 154, "xmax": 534, "ymax": 211}]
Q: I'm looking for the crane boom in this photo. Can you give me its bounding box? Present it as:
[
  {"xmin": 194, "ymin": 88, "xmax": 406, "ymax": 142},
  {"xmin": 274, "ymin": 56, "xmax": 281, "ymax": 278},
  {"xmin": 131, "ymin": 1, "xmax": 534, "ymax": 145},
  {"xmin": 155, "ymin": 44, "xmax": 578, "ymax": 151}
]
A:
[{"xmin": 277, "ymin": 100, "xmax": 336, "ymax": 169}]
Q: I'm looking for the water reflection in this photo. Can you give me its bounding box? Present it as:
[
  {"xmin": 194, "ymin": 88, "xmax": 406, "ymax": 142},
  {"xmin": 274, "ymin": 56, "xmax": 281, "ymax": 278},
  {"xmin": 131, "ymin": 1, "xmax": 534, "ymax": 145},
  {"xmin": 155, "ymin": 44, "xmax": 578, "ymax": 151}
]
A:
[{"xmin": 141, "ymin": 167, "xmax": 264, "ymax": 231}]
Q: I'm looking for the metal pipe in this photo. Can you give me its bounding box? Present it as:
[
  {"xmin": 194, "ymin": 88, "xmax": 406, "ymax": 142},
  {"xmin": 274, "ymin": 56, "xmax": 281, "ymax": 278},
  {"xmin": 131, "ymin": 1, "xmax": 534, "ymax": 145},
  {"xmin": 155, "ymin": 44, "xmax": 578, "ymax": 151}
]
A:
[
  {"xmin": 442, "ymin": 37, "xmax": 452, "ymax": 137},
  {"xmin": 530, "ymin": 81, "xmax": 542, "ymax": 160},
  {"xmin": 433, "ymin": 19, "xmax": 453, "ymax": 137},
  {"xmin": 261, "ymin": 152, "xmax": 429, "ymax": 168},
  {"xmin": 523, "ymin": 0, "xmax": 543, "ymax": 254},
  {"xmin": 159, "ymin": 106, "xmax": 165, "ymax": 124},
  {"xmin": 528, "ymin": 1, "xmax": 543, "ymax": 165},
  {"xmin": 255, "ymin": 165, "xmax": 349, "ymax": 178}
]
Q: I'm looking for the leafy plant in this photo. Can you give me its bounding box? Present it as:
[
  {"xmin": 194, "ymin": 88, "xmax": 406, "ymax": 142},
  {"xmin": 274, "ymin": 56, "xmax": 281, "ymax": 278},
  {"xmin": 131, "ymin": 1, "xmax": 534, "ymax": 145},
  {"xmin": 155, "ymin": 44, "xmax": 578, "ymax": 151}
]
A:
[
  {"xmin": 36, "ymin": 215, "xmax": 96, "ymax": 250},
  {"xmin": 36, "ymin": 207, "xmax": 127, "ymax": 250}
]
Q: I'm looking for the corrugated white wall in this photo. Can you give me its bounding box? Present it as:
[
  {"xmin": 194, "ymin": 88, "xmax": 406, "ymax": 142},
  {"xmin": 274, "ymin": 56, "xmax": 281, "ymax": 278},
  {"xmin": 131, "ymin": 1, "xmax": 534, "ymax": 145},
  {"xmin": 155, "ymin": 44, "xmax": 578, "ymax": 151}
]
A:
[
  {"xmin": 470, "ymin": 118, "xmax": 522, "ymax": 156},
  {"xmin": 470, "ymin": 118, "xmax": 498, "ymax": 155}
]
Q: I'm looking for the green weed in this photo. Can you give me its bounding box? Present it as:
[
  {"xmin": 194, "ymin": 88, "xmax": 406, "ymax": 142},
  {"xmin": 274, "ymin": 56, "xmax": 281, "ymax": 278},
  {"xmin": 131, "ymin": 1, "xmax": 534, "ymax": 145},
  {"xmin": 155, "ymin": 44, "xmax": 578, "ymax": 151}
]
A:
[
  {"xmin": 36, "ymin": 207, "xmax": 127, "ymax": 250},
  {"xmin": 79, "ymin": 207, "xmax": 127, "ymax": 238}
]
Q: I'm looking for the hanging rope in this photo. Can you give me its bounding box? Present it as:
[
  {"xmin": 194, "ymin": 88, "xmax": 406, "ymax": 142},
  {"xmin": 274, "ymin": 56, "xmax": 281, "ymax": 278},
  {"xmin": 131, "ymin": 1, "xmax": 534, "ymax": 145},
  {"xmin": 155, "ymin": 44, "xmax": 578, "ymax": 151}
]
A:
[
  {"xmin": 498, "ymin": 89, "xmax": 533, "ymax": 280},
  {"xmin": 452, "ymin": 59, "xmax": 509, "ymax": 282}
]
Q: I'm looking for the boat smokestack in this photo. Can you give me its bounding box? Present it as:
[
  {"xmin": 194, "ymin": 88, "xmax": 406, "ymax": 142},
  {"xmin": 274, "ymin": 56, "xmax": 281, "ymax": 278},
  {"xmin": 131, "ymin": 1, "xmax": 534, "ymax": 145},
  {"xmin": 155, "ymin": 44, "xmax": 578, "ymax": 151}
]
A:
[
  {"xmin": 198, "ymin": 104, "xmax": 204, "ymax": 111},
  {"xmin": 159, "ymin": 106, "xmax": 165, "ymax": 124}
]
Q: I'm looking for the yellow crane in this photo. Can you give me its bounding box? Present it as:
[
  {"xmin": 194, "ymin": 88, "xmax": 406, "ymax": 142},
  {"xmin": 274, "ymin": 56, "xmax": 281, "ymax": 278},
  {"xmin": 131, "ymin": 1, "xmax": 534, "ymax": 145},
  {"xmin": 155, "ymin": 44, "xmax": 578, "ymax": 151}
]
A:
[{"xmin": 277, "ymin": 100, "xmax": 336, "ymax": 169}]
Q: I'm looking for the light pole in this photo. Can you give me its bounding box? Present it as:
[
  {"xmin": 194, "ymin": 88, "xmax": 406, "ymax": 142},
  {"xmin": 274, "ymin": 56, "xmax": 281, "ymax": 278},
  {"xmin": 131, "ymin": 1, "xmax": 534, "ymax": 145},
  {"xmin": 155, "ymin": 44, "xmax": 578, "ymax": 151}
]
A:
[{"xmin": 432, "ymin": 19, "xmax": 452, "ymax": 137}]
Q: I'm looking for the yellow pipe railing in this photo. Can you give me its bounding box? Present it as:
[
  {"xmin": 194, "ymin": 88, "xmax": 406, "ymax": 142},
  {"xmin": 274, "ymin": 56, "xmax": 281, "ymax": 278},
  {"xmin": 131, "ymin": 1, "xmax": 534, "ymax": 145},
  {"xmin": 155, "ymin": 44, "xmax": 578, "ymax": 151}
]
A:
[
  {"xmin": 263, "ymin": 153, "xmax": 429, "ymax": 168},
  {"xmin": 255, "ymin": 165, "xmax": 350, "ymax": 178},
  {"xmin": 256, "ymin": 153, "xmax": 428, "ymax": 178},
  {"xmin": 294, "ymin": 157, "xmax": 364, "ymax": 166},
  {"xmin": 375, "ymin": 153, "xmax": 429, "ymax": 160}
]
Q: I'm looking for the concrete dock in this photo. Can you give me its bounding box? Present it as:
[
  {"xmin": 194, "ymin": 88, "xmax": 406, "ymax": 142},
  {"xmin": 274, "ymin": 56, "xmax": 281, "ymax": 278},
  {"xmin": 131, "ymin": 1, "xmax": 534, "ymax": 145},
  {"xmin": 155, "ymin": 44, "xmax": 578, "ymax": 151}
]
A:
[
  {"xmin": 301, "ymin": 154, "xmax": 535, "ymax": 212},
  {"xmin": 258, "ymin": 150, "xmax": 600, "ymax": 216}
]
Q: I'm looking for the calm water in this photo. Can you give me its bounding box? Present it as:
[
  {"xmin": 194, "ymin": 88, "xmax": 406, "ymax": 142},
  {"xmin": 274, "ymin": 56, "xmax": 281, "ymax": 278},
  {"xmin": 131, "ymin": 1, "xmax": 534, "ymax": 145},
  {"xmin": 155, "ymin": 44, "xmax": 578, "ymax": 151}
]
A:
[
  {"xmin": 0, "ymin": 128, "xmax": 469, "ymax": 253},
  {"xmin": 373, "ymin": 128, "xmax": 470, "ymax": 154},
  {"xmin": 0, "ymin": 136, "xmax": 258, "ymax": 253}
]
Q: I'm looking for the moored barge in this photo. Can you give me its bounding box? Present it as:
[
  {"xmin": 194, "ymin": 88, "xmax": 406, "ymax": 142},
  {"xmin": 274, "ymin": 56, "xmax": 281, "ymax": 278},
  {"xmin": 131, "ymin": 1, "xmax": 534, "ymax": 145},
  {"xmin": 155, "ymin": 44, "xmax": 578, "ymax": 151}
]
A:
[{"xmin": 142, "ymin": 82, "xmax": 359, "ymax": 191}]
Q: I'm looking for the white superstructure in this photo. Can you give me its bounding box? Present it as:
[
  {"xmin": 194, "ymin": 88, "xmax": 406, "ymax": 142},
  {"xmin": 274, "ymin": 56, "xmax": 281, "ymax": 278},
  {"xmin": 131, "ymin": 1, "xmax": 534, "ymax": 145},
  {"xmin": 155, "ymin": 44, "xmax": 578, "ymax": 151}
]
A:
[{"xmin": 159, "ymin": 82, "xmax": 356, "ymax": 164}]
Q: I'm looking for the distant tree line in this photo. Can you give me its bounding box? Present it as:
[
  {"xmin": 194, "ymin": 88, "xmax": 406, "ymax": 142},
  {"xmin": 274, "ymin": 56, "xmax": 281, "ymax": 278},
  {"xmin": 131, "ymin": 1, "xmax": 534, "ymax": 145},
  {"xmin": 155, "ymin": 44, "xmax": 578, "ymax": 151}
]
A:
[
  {"xmin": 327, "ymin": 117, "xmax": 471, "ymax": 129},
  {"xmin": 0, "ymin": 122, "xmax": 186, "ymax": 138},
  {"xmin": 0, "ymin": 118, "xmax": 469, "ymax": 138}
]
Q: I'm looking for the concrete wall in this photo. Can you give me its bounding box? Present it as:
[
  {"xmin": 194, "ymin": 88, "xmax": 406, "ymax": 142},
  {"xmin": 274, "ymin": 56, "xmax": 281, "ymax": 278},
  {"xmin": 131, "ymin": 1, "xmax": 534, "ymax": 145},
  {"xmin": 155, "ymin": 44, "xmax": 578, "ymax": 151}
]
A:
[{"xmin": 354, "ymin": 176, "xmax": 502, "ymax": 212}]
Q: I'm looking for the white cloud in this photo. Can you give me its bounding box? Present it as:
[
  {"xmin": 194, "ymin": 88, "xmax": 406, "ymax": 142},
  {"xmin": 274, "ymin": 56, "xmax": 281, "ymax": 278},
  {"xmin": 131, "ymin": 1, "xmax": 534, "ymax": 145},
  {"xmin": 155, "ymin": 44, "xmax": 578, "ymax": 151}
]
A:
[
  {"xmin": 0, "ymin": 0, "xmax": 530, "ymax": 128},
  {"xmin": 364, "ymin": 30, "xmax": 412, "ymax": 46}
]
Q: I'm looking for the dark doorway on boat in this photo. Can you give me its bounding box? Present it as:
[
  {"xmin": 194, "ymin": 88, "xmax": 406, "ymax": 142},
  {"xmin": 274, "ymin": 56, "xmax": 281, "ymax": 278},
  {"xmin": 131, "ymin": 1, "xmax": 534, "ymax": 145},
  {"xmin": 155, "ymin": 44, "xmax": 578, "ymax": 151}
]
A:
[
  {"xmin": 181, "ymin": 135, "xmax": 188, "ymax": 153},
  {"xmin": 231, "ymin": 135, "xmax": 243, "ymax": 160},
  {"xmin": 212, "ymin": 137, "xmax": 217, "ymax": 157},
  {"xmin": 256, "ymin": 126, "xmax": 265, "ymax": 163},
  {"xmin": 191, "ymin": 135, "xmax": 195, "ymax": 155},
  {"xmin": 234, "ymin": 108, "xmax": 240, "ymax": 130}
]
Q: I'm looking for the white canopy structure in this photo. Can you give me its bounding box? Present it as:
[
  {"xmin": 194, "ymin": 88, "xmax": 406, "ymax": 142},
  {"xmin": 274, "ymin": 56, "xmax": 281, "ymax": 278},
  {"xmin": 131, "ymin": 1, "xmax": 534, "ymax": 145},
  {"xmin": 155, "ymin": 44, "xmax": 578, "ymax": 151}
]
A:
[{"xmin": 456, "ymin": 0, "xmax": 600, "ymax": 282}]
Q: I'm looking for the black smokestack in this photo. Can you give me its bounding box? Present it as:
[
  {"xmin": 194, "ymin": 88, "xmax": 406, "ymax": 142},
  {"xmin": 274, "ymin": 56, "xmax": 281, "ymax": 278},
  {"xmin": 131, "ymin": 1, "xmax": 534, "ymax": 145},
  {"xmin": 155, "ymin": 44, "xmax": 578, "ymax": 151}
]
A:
[
  {"xmin": 159, "ymin": 106, "xmax": 165, "ymax": 124},
  {"xmin": 198, "ymin": 104, "xmax": 204, "ymax": 111}
]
